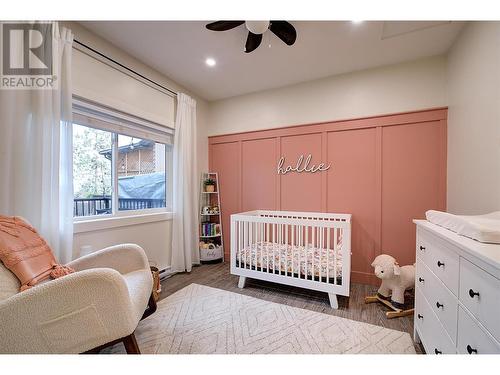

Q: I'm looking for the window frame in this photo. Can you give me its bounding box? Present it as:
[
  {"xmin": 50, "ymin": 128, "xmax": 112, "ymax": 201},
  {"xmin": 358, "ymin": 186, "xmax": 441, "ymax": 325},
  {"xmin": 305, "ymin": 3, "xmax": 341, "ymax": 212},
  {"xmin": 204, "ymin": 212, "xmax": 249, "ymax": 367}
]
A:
[{"xmin": 72, "ymin": 98, "xmax": 174, "ymax": 222}]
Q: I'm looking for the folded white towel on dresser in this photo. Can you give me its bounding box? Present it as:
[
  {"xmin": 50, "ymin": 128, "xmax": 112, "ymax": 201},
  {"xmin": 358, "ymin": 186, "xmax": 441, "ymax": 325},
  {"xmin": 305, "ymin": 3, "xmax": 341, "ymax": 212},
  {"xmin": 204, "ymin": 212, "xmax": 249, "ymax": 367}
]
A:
[{"xmin": 425, "ymin": 210, "xmax": 500, "ymax": 244}]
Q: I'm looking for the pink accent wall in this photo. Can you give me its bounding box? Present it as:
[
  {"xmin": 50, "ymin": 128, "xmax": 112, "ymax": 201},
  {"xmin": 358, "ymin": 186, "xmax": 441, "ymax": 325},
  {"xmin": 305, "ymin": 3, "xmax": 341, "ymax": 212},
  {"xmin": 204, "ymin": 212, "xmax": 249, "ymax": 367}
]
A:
[
  {"xmin": 281, "ymin": 134, "xmax": 323, "ymax": 211},
  {"xmin": 241, "ymin": 138, "xmax": 277, "ymax": 211},
  {"xmin": 209, "ymin": 108, "xmax": 447, "ymax": 285}
]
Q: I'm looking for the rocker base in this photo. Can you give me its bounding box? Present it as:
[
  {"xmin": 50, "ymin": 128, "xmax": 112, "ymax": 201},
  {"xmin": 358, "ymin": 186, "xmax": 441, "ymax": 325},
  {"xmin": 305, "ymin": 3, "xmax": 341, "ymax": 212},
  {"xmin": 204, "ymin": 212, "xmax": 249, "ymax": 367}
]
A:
[{"xmin": 365, "ymin": 294, "xmax": 414, "ymax": 319}]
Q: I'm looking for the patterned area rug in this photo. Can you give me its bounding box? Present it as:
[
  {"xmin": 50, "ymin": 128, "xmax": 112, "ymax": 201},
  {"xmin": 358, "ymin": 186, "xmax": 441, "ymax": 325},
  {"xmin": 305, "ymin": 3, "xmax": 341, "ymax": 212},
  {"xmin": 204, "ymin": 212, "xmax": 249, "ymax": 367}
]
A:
[{"xmin": 106, "ymin": 283, "xmax": 416, "ymax": 354}]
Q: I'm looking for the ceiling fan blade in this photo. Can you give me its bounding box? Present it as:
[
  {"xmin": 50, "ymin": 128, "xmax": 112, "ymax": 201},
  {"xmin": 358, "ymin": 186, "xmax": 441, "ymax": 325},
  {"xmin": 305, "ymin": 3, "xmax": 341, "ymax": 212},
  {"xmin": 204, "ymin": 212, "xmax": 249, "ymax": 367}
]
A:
[
  {"xmin": 269, "ymin": 21, "xmax": 297, "ymax": 45},
  {"xmin": 244, "ymin": 32, "xmax": 262, "ymax": 53},
  {"xmin": 206, "ymin": 21, "xmax": 244, "ymax": 31}
]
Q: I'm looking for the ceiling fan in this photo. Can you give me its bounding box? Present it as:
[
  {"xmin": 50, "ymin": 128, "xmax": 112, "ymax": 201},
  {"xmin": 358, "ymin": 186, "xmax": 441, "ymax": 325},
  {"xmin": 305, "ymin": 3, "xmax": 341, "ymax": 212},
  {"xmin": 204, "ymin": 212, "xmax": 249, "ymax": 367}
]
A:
[{"xmin": 205, "ymin": 21, "xmax": 297, "ymax": 53}]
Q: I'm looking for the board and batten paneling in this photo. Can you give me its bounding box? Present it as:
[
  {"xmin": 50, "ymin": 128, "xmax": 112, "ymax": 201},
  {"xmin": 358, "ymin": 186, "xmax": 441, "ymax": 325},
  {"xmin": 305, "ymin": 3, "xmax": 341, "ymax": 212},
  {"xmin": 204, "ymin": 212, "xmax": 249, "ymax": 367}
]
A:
[
  {"xmin": 327, "ymin": 128, "xmax": 379, "ymax": 284},
  {"xmin": 210, "ymin": 142, "xmax": 241, "ymax": 255},
  {"xmin": 209, "ymin": 108, "xmax": 447, "ymax": 284},
  {"xmin": 381, "ymin": 120, "xmax": 447, "ymax": 268},
  {"xmin": 241, "ymin": 138, "xmax": 278, "ymax": 212},
  {"xmin": 280, "ymin": 134, "xmax": 324, "ymax": 212}
]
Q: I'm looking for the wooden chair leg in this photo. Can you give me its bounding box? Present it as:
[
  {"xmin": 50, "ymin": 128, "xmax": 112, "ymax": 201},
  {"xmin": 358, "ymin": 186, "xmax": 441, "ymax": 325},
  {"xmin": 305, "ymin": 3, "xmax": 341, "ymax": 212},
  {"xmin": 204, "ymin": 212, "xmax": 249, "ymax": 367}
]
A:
[
  {"xmin": 83, "ymin": 347, "xmax": 101, "ymax": 354},
  {"xmin": 141, "ymin": 293, "xmax": 157, "ymax": 320},
  {"xmin": 122, "ymin": 333, "xmax": 141, "ymax": 354}
]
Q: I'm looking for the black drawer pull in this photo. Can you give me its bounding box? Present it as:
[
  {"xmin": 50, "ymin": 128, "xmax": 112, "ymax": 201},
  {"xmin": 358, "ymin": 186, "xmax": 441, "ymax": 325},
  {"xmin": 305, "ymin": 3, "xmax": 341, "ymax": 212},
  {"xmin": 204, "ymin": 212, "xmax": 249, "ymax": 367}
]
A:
[
  {"xmin": 466, "ymin": 345, "xmax": 477, "ymax": 354},
  {"xmin": 419, "ymin": 245, "xmax": 426, "ymax": 251},
  {"xmin": 417, "ymin": 314, "xmax": 423, "ymax": 319},
  {"xmin": 469, "ymin": 289, "xmax": 480, "ymax": 298},
  {"xmin": 434, "ymin": 348, "xmax": 442, "ymax": 354},
  {"xmin": 418, "ymin": 277, "xmax": 425, "ymax": 283},
  {"xmin": 436, "ymin": 301, "xmax": 444, "ymax": 309},
  {"xmin": 437, "ymin": 261, "xmax": 445, "ymax": 267}
]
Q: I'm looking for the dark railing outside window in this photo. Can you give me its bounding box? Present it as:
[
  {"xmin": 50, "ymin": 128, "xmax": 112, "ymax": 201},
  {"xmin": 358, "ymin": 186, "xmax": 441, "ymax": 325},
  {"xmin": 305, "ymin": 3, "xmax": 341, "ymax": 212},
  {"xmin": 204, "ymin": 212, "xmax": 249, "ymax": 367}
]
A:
[{"xmin": 74, "ymin": 196, "xmax": 166, "ymax": 217}]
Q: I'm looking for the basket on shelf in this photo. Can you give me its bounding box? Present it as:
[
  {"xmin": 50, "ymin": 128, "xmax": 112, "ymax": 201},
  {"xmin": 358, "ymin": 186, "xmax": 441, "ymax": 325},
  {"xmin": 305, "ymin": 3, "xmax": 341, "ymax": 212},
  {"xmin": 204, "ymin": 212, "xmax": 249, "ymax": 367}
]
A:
[{"xmin": 199, "ymin": 243, "xmax": 224, "ymax": 262}]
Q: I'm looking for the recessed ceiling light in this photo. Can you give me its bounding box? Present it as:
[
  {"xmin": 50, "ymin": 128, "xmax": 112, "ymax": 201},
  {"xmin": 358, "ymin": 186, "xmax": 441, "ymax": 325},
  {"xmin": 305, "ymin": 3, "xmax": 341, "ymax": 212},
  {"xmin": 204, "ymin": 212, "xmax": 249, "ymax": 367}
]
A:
[
  {"xmin": 352, "ymin": 20, "xmax": 364, "ymax": 24},
  {"xmin": 205, "ymin": 57, "xmax": 216, "ymax": 67}
]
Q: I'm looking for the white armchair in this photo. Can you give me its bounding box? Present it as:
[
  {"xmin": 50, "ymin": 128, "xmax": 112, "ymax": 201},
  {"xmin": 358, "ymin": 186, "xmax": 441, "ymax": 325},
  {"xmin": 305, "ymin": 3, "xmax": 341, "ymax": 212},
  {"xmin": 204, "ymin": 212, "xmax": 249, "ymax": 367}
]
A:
[{"xmin": 0, "ymin": 244, "xmax": 154, "ymax": 354}]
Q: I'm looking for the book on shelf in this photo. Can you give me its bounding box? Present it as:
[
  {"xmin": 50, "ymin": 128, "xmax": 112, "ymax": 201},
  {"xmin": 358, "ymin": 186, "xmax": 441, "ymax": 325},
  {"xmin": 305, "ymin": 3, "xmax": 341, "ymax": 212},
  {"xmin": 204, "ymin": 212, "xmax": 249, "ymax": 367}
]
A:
[{"xmin": 200, "ymin": 222, "xmax": 221, "ymax": 236}]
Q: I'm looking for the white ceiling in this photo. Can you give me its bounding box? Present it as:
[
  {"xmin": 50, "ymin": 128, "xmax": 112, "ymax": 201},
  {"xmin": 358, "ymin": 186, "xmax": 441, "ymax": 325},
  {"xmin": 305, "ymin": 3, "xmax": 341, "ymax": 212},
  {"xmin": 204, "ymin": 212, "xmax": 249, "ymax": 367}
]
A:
[{"xmin": 80, "ymin": 21, "xmax": 465, "ymax": 101}]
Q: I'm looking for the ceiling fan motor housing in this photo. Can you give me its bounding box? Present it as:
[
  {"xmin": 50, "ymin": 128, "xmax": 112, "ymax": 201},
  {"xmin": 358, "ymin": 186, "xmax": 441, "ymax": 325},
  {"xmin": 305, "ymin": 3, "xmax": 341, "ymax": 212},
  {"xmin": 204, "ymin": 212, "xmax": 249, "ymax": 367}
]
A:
[{"xmin": 245, "ymin": 21, "xmax": 270, "ymax": 34}]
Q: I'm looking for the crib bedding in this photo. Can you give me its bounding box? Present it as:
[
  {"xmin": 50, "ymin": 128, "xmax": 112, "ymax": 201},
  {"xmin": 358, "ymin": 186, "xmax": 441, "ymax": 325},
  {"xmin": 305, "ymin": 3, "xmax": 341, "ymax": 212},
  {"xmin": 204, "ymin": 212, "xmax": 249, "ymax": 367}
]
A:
[{"xmin": 237, "ymin": 241, "xmax": 343, "ymax": 279}]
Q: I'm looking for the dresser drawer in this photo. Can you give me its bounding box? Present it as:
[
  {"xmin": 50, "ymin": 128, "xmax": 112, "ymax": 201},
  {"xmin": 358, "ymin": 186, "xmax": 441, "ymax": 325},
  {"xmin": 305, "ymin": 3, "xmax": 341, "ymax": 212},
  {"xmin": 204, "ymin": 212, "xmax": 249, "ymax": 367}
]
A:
[
  {"xmin": 457, "ymin": 306, "xmax": 500, "ymax": 354},
  {"xmin": 416, "ymin": 258, "xmax": 458, "ymax": 343},
  {"xmin": 416, "ymin": 233, "xmax": 459, "ymax": 295},
  {"xmin": 415, "ymin": 288, "xmax": 456, "ymax": 354},
  {"xmin": 459, "ymin": 258, "xmax": 500, "ymax": 342}
]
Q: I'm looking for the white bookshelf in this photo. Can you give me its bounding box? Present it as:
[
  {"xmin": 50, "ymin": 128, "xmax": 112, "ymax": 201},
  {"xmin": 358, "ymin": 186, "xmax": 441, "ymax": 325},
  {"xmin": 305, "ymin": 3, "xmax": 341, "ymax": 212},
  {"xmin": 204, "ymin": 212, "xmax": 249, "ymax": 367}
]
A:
[{"xmin": 198, "ymin": 172, "xmax": 224, "ymax": 263}]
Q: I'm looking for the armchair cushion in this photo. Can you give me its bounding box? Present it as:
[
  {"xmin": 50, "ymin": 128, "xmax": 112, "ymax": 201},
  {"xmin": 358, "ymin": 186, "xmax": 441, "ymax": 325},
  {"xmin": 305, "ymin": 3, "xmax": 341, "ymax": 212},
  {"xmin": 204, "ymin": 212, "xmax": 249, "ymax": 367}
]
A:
[{"xmin": 0, "ymin": 262, "xmax": 19, "ymax": 301}]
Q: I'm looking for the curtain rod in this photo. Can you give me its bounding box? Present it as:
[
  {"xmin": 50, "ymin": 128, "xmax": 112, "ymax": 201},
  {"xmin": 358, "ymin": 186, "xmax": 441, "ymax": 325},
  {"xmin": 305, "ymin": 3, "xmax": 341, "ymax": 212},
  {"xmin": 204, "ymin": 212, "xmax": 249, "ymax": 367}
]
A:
[{"xmin": 74, "ymin": 39, "xmax": 178, "ymax": 98}]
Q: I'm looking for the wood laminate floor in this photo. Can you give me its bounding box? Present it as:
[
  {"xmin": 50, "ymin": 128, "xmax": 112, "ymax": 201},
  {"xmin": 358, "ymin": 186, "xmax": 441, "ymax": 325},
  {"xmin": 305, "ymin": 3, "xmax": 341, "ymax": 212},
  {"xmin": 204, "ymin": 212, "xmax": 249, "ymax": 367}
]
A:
[{"xmin": 159, "ymin": 262, "xmax": 423, "ymax": 354}]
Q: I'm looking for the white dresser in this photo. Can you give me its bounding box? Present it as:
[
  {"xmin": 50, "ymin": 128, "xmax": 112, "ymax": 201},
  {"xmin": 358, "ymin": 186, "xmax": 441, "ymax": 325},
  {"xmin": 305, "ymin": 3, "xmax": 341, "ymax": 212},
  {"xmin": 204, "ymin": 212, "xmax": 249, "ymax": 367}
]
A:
[{"xmin": 414, "ymin": 220, "xmax": 500, "ymax": 354}]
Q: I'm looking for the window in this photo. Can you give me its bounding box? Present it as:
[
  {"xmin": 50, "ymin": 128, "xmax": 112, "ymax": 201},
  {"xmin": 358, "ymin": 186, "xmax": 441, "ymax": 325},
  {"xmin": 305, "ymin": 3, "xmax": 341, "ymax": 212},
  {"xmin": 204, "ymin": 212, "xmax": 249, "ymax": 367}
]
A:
[
  {"xmin": 73, "ymin": 124, "xmax": 113, "ymax": 217},
  {"xmin": 116, "ymin": 135, "xmax": 168, "ymax": 212},
  {"xmin": 72, "ymin": 99, "xmax": 173, "ymax": 219}
]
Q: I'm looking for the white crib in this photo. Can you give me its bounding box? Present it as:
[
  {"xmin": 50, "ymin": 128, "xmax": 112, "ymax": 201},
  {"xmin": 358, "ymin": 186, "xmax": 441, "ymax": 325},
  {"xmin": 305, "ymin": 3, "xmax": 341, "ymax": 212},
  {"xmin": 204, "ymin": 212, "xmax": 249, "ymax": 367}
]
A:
[{"xmin": 230, "ymin": 210, "xmax": 351, "ymax": 309}]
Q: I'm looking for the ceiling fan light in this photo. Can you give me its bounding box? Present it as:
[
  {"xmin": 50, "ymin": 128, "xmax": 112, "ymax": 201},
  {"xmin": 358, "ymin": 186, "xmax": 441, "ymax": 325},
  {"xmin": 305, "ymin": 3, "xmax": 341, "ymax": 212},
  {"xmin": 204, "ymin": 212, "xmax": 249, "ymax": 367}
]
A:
[{"xmin": 245, "ymin": 21, "xmax": 270, "ymax": 35}]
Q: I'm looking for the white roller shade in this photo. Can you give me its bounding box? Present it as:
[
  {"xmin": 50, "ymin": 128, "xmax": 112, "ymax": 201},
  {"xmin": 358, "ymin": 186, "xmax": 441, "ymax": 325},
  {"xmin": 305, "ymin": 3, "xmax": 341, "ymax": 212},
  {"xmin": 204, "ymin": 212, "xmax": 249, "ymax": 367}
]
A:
[
  {"xmin": 72, "ymin": 48, "xmax": 175, "ymax": 129},
  {"xmin": 73, "ymin": 97, "xmax": 173, "ymax": 145}
]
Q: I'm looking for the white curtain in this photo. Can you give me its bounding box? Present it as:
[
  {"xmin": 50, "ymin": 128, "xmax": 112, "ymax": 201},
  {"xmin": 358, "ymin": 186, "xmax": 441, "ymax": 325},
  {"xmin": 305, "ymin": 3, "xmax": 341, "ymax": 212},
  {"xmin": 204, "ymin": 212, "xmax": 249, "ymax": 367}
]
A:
[
  {"xmin": 171, "ymin": 93, "xmax": 200, "ymax": 272},
  {"xmin": 0, "ymin": 22, "xmax": 74, "ymax": 263}
]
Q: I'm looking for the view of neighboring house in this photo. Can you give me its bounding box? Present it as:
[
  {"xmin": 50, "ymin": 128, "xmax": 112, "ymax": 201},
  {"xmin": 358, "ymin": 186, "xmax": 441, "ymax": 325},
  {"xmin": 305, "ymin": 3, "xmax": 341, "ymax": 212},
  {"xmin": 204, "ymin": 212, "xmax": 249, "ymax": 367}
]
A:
[
  {"xmin": 73, "ymin": 132, "xmax": 168, "ymax": 217},
  {"xmin": 100, "ymin": 139, "xmax": 166, "ymax": 177}
]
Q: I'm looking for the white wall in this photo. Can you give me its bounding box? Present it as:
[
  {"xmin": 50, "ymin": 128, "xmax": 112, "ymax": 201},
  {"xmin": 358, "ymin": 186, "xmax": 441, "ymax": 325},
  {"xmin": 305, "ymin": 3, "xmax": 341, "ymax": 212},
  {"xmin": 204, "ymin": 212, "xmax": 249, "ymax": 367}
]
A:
[
  {"xmin": 207, "ymin": 56, "xmax": 448, "ymax": 136},
  {"xmin": 73, "ymin": 219, "xmax": 172, "ymax": 269},
  {"xmin": 446, "ymin": 22, "xmax": 500, "ymax": 214},
  {"xmin": 65, "ymin": 22, "xmax": 210, "ymax": 270}
]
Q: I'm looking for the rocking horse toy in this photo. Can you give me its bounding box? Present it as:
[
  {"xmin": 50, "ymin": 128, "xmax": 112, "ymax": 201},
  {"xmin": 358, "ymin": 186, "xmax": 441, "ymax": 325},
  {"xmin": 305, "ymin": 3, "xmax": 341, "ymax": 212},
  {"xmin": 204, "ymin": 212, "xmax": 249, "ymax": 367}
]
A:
[{"xmin": 365, "ymin": 254, "xmax": 415, "ymax": 319}]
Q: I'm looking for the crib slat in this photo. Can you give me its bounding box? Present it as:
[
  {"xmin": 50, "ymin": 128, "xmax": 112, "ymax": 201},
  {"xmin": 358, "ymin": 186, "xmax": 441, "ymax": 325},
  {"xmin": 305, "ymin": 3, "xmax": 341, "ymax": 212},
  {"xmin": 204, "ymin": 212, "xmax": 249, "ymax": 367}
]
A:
[
  {"xmin": 266, "ymin": 223, "xmax": 270, "ymax": 273},
  {"xmin": 273, "ymin": 223, "xmax": 276, "ymax": 274},
  {"xmin": 241, "ymin": 220, "xmax": 244, "ymax": 269},
  {"xmin": 252, "ymin": 221, "xmax": 255, "ymax": 270},
  {"xmin": 240, "ymin": 220, "xmax": 243, "ymax": 269},
  {"xmin": 334, "ymin": 227, "xmax": 338, "ymax": 285},
  {"xmin": 316, "ymin": 226, "xmax": 319, "ymax": 282},
  {"xmin": 248, "ymin": 221, "xmax": 251, "ymax": 270},
  {"xmin": 309, "ymin": 226, "xmax": 314, "ymax": 280},
  {"xmin": 285, "ymin": 223, "xmax": 289, "ymax": 277},
  {"xmin": 238, "ymin": 220, "xmax": 241, "ymax": 268},
  {"xmin": 282, "ymin": 223, "xmax": 286, "ymax": 276},
  {"xmin": 243, "ymin": 221, "xmax": 246, "ymax": 269},
  {"xmin": 326, "ymin": 227, "xmax": 331, "ymax": 283},
  {"xmin": 291, "ymin": 225, "xmax": 295, "ymax": 277},
  {"xmin": 319, "ymin": 226, "xmax": 323, "ymax": 282},
  {"xmin": 253, "ymin": 222, "xmax": 256, "ymax": 270},
  {"xmin": 260, "ymin": 223, "xmax": 265, "ymax": 271},
  {"xmin": 304, "ymin": 225, "xmax": 308, "ymax": 280}
]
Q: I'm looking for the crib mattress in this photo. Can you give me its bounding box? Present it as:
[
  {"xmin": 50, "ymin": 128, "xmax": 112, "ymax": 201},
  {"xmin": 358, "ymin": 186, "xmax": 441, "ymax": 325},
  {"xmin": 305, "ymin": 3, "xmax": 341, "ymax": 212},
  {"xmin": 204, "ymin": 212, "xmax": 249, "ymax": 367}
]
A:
[{"xmin": 237, "ymin": 241, "xmax": 343, "ymax": 279}]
